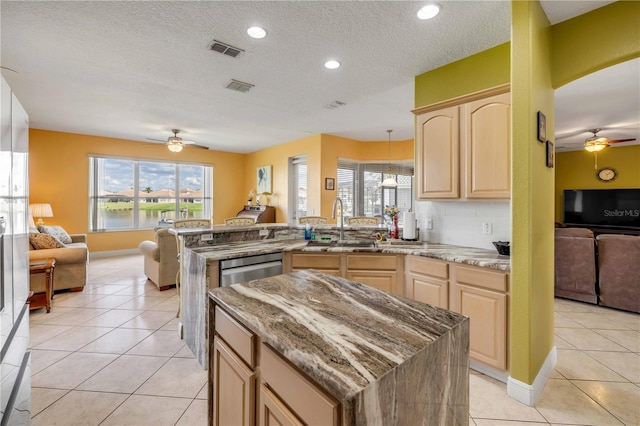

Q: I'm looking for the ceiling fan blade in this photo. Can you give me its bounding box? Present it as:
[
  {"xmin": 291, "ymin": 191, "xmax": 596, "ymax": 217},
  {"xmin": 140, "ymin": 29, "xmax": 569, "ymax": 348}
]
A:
[
  {"xmin": 146, "ymin": 137, "xmax": 168, "ymax": 142},
  {"xmin": 608, "ymin": 138, "xmax": 636, "ymax": 144},
  {"xmin": 188, "ymin": 144, "xmax": 209, "ymax": 150}
]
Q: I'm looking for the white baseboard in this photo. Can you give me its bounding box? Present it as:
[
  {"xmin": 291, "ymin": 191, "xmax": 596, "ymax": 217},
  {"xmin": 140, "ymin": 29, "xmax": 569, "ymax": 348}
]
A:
[
  {"xmin": 507, "ymin": 346, "xmax": 557, "ymax": 406},
  {"xmin": 470, "ymin": 360, "xmax": 508, "ymax": 383},
  {"xmin": 89, "ymin": 249, "xmax": 140, "ymax": 259}
]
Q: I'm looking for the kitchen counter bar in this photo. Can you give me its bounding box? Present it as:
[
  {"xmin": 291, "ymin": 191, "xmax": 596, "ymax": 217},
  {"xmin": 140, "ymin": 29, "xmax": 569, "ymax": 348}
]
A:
[{"xmin": 209, "ymin": 269, "xmax": 469, "ymax": 425}]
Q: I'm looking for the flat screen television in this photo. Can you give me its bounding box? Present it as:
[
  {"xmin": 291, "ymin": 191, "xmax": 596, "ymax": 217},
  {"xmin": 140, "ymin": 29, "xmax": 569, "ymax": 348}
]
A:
[{"xmin": 563, "ymin": 189, "xmax": 640, "ymax": 229}]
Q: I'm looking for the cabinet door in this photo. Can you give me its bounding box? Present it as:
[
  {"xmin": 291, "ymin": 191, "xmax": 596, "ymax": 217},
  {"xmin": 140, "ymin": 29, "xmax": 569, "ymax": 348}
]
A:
[
  {"xmin": 450, "ymin": 283, "xmax": 507, "ymax": 371},
  {"xmin": 464, "ymin": 92, "xmax": 511, "ymax": 199},
  {"xmin": 407, "ymin": 273, "xmax": 448, "ymax": 309},
  {"xmin": 416, "ymin": 106, "xmax": 460, "ymax": 199},
  {"xmin": 259, "ymin": 384, "xmax": 304, "ymax": 426},
  {"xmin": 346, "ymin": 270, "xmax": 397, "ymax": 294},
  {"xmin": 212, "ymin": 338, "xmax": 255, "ymax": 426}
]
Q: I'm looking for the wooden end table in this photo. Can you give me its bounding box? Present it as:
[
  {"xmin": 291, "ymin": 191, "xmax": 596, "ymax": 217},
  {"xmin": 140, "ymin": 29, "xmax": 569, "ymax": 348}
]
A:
[{"xmin": 29, "ymin": 258, "xmax": 56, "ymax": 313}]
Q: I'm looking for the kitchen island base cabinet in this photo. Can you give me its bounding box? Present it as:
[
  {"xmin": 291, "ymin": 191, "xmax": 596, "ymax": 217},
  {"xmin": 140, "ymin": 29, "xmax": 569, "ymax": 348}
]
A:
[{"xmin": 259, "ymin": 385, "xmax": 303, "ymax": 426}]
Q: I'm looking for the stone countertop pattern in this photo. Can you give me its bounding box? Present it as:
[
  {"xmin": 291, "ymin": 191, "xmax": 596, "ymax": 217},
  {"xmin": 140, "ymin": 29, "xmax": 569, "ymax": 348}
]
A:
[
  {"xmin": 209, "ymin": 269, "xmax": 468, "ymax": 403},
  {"xmin": 188, "ymin": 238, "xmax": 511, "ymax": 271}
]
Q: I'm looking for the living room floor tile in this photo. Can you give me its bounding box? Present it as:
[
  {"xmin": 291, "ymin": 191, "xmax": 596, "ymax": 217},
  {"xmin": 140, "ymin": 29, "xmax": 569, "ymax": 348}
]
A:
[
  {"xmin": 584, "ymin": 351, "xmax": 640, "ymax": 383},
  {"xmin": 119, "ymin": 310, "xmax": 176, "ymax": 330},
  {"xmin": 29, "ymin": 349, "xmax": 73, "ymax": 375},
  {"xmin": 126, "ymin": 329, "xmax": 187, "ymax": 357},
  {"xmin": 77, "ymin": 354, "xmax": 169, "ymax": 393},
  {"xmin": 80, "ymin": 308, "xmax": 144, "ymax": 327},
  {"xmin": 473, "ymin": 420, "xmax": 548, "ymax": 426},
  {"xmin": 31, "ymin": 352, "xmax": 118, "ymax": 389},
  {"xmin": 561, "ymin": 312, "xmax": 632, "ymax": 330},
  {"xmin": 33, "ymin": 325, "xmax": 114, "ymax": 351},
  {"xmin": 135, "ymin": 357, "xmax": 207, "ymax": 399},
  {"xmin": 31, "ymin": 390, "xmax": 128, "ymax": 426},
  {"xmin": 83, "ymin": 294, "xmax": 136, "ymax": 308},
  {"xmin": 554, "ymin": 312, "xmax": 584, "ymax": 328},
  {"xmin": 82, "ymin": 284, "xmax": 131, "ymax": 295},
  {"xmin": 555, "ymin": 349, "xmax": 627, "ymax": 382},
  {"xmin": 78, "ymin": 327, "xmax": 154, "ymax": 354},
  {"xmin": 28, "ymin": 324, "xmax": 74, "ymax": 348},
  {"xmin": 573, "ymin": 380, "xmax": 640, "ymax": 425},
  {"xmin": 554, "ymin": 327, "xmax": 628, "ymax": 352},
  {"xmin": 148, "ymin": 297, "xmax": 179, "ymax": 312},
  {"xmin": 30, "ymin": 387, "xmax": 69, "ymax": 417},
  {"xmin": 116, "ymin": 295, "xmax": 167, "ymax": 310},
  {"xmin": 39, "ymin": 307, "xmax": 110, "ymax": 326},
  {"xmin": 100, "ymin": 394, "xmax": 191, "ymax": 426},
  {"xmin": 176, "ymin": 399, "xmax": 208, "ymax": 426},
  {"xmin": 29, "ymin": 306, "xmax": 75, "ymax": 324},
  {"xmin": 49, "ymin": 292, "xmax": 108, "ymax": 308},
  {"xmin": 196, "ymin": 383, "xmax": 207, "ymax": 400},
  {"xmin": 592, "ymin": 329, "xmax": 640, "ymax": 352}
]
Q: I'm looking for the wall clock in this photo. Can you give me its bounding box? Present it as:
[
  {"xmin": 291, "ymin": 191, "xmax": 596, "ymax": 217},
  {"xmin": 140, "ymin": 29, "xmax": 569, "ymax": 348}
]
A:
[{"xmin": 597, "ymin": 167, "xmax": 617, "ymax": 182}]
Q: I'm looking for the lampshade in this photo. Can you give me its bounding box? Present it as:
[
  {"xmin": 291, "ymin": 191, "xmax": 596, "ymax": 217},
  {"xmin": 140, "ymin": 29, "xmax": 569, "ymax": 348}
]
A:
[
  {"xmin": 167, "ymin": 141, "xmax": 183, "ymax": 152},
  {"xmin": 29, "ymin": 203, "xmax": 54, "ymax": 226},
  {"xmin": 381, "ymin": 129, "xmax": 398, "ymax": 188}
]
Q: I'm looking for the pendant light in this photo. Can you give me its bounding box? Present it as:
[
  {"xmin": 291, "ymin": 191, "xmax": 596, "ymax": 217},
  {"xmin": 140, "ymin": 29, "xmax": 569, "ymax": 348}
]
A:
[{"xmin": 381, "ymin": 129, "xmax": 398, "ymax": 188}]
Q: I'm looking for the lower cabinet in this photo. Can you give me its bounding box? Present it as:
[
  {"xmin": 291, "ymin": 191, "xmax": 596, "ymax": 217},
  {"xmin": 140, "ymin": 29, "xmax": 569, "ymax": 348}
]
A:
[
  {"xmin": 212, "ymin": 338, "xmax": 255, "ymax": 426},
  {"xmin": 284, "ymin": 252, "xmax": 404, "ymax": 296},
  {"xmin": 211, "ymin": 304, "xmax": 340, "ymax": 426},
  {"xmin": 405, "ymin": 255, "xmax": 509, "ymax": 373}
]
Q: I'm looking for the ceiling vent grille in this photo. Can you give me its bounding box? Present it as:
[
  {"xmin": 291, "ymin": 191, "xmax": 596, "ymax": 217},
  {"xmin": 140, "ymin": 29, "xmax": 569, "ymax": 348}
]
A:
[
  {"xmin": 226, "ymin": 79, "xmax": 255, "ymax": 93},
  {"xmin": 209, "ymin": 40, "xmax": 244, "ymax": 58}
]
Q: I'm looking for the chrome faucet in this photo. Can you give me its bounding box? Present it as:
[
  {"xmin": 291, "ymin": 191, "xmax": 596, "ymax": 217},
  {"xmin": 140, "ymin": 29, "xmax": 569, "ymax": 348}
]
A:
[{"xmin": 332, "ymin": 197, "xmax": 344, "ymax": 241}]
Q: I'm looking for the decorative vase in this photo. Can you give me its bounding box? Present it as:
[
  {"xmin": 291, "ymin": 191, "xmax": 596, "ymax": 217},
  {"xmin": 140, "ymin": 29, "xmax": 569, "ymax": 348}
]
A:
[{"xmin": 391, "ymin": 215, "xmax": 399, "ymax": 239}]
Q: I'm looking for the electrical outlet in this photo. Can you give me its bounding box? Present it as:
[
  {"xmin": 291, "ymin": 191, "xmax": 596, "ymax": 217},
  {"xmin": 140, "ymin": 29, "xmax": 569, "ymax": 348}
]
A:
[
  {"xmin": 482, "ymin": 222, "xmax": 492, "ymax": 235},
  {"xmin": 426, "ymin": 218, "xmax": 433, "ymax": 230},
  {"xmin": 259, "ymin": 229, "xmax": 269, "ymax": 237},
  {"xmin": 201, "ymin": 233, "xmax": 213, "ymax": 241}
]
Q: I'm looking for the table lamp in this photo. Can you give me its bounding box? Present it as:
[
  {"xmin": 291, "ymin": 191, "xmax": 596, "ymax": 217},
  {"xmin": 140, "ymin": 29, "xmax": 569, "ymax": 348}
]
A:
[{"xmin": 29, "ymin": 203, "xmax": 54, "ymax": 226}]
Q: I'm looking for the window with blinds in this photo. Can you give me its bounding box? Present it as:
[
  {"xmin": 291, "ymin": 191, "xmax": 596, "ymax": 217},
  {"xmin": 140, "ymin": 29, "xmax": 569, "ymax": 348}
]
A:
[
  {"xmin": 289, "ymin": 155, "xmax": 307, "ymax": 221},
  {"xmin": 337, "ymin": 159, "xmax": 414, "ymax": 224}
]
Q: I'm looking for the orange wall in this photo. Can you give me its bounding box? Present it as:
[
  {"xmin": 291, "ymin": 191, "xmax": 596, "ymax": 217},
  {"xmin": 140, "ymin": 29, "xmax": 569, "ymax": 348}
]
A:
[{"xmin": 29, "ymin": 129, "xmax": 246, "ymax": 252}]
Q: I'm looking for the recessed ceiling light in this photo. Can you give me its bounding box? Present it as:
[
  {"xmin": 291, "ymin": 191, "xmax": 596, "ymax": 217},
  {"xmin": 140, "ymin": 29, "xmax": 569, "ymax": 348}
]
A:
[
  {"xmin": 417, "ymin": 4, "xmax": 441, "ymax": 20},
  {"xmin": 247, "ymin": 26, "xmax": 267, "ymax": 39},
  {"xmin": 324, "ymin": 60, "xmax": 341, "ymax": 70}
]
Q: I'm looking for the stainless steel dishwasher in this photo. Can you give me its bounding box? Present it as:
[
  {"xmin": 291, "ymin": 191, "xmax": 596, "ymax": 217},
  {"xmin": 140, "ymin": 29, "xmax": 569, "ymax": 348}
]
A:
[{"xmin": 219, "ymin": 252, "xmax": 283, "ymax": 287}]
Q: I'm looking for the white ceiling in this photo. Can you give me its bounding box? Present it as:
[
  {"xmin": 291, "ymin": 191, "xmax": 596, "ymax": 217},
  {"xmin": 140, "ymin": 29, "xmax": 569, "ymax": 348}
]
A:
[{"xmin": 1, "ymin": 1, "xmax": 635, "ymax": 153}]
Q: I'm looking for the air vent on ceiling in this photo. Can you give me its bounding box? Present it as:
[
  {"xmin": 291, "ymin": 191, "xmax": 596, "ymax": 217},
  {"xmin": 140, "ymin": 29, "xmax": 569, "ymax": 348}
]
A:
[
  {"xmin": 226, "ymin": 79, "xmax": 254, "ymax": 93},
  {"xmin": 209, "ymin": 40, "xmax": 244, "ymax": 58},
  {"xmin": 323, "ymin": 100, "xmax": 346, "ymax": 109}
]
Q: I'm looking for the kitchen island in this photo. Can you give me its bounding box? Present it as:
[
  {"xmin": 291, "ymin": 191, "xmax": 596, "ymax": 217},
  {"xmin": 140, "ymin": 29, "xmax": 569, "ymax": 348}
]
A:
[{"xmin": 208, "ymin": 269, "xmax": 469, "ymax": 425}]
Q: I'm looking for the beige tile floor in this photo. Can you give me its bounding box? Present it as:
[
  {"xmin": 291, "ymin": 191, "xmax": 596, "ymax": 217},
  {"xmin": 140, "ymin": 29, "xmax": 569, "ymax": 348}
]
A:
[{"xmin": 29, "ymin": 255, "xmax": 640, "ymax": 425}]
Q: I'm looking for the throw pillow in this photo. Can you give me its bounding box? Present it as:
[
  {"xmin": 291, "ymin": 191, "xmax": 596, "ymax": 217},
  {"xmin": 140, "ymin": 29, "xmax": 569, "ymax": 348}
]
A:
[
  {"xmin": 29, "ymin": 232, "xmax": 65, "ymax": 249},
  {"xmin": 38, "ymin": 225, "xmax": 72, "ymax": 244}
]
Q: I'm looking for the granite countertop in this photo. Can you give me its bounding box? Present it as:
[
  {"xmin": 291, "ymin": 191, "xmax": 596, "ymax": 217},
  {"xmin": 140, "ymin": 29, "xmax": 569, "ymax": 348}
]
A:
[
  {"xmin": 209, "ymin": 269, "xmax": 468, "ymax": 402},
  {"xmin": 188, "ymin": 238, "xmax": 511, "ymax": 271}
]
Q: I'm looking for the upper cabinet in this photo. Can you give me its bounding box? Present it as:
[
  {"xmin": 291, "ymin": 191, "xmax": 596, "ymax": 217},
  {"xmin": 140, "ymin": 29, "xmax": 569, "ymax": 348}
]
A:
[{"xmin": 414, "ymin": 85, "xmax": 511, "ymax": 200}]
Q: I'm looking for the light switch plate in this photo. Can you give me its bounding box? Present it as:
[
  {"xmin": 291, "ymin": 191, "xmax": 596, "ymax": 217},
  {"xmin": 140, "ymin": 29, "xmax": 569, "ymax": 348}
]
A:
[
  {"xmin": 426, "ymin": 218, "xmax": 433, "ymax": 230},
  {"xmin": 482, "ymin": 222, "xmax": 492, "ymax": 235},
  {"xmin": 201, "ymin": 233, "xmax": 213, "ymax": 241}
]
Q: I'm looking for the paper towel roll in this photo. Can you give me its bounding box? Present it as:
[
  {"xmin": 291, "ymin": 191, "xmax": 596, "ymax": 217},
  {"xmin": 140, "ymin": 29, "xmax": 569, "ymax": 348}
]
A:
[{"xmin": 403, "ymin": 211, "xmax": 416, "ymax": 240}]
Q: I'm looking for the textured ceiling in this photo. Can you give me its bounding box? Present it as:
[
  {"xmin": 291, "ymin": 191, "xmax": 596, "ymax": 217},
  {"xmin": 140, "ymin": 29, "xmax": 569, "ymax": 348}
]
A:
[{"xmin": 1, "ymin": 1, "xmax": 635, "ymax": 153}]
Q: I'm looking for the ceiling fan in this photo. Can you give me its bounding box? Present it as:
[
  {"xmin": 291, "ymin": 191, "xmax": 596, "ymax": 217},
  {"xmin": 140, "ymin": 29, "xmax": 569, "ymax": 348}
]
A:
[
  {"xmin": 146, "ymin": 129, "xmax": 208, "ymax": 152},
  {"xmin": 583, "ymin": 128, "xmax": 636, "ymax": 153}
]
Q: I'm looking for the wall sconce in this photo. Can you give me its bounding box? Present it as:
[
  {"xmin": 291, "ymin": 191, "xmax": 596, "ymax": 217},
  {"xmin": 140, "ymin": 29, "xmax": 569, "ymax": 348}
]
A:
[{"xmin": 29, "ymin": 203, "xmax": 53, "ymax": 226}]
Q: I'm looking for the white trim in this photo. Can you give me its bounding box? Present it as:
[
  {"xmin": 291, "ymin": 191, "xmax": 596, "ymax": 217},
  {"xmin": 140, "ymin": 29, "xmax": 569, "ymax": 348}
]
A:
[
  {"xmin": 507, "ymin": 346, "xmax": 557, "ymax": 406},
  {"xmin": 470, "ymin": 361, "xmax": 508, "ymax": 383},
  {"xmin": 90, "ymin": 249, "xmax": 140, "ymax": 259}
]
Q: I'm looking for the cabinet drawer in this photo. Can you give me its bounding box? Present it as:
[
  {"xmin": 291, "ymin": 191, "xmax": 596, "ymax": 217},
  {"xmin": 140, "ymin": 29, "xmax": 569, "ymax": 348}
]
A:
[
  {"xmin": 454, "ymin": 265, "xmax": 508, "ymax": 292},
  {"xmin": 261, "ymin": 344, "xmax": 339, "ymax": 426},
  {"xmin": 407, "ymin": 256, "xmax": 448, "ymax": 279},
  {"xmin": 347, "ymin": 254, "xmax": 397, "ymax": 271},
  {"xmin": 215, "ymin": 306, "xmax": 256, "ymax": 368},
  {"xmin": 291, "ymin": 253, "xmax": 341, "ymax": 270}
]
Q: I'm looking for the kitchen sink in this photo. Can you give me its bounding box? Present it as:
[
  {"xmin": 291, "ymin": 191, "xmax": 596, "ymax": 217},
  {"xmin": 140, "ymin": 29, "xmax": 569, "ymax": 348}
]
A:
[{"xmin": 306, "ymin": 240, "xmax": 377, "ymax": 248}]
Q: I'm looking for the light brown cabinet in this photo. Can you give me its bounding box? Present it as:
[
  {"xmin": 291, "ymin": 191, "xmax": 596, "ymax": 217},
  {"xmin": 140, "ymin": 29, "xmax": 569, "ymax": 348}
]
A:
[
  {"xmin": 405, "ymin": 255, "xmax": 509, "ymax": 373},
  {"xmin": 414, "ymin": 85, "xmax": 511, "ymax": 200},
  {"xmin": 405, "ymin": 256, "xmax": 449, "ymax": 309},
  {"xmin": 211, "ymin": 305, "xmax": 340, "ymax": 426},
  {"xmin": 450, "ymin": 264, "xmax": 509, "ymax": 371},
  {"xmin": 284, "ymin": 252, "xmax": 404, "ymax": 296}
]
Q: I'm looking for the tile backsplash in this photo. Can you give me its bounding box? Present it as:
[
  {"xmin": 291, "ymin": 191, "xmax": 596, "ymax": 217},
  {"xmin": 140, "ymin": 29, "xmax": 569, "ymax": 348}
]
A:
[{"xmin": 413, "ymin": 200, "xmax": 511, "ymax": 250}]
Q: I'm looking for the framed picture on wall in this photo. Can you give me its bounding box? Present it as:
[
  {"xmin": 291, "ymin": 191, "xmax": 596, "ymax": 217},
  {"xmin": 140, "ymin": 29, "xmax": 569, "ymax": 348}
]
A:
[
  {"xmin": 546, "ymin": 140, "xmax": 554, "ymax": 168},
  {"xmin": 325, "ymin": 178, "xmax": 335, "ymax": 190},
  {"xmin": 537, "ymin": 111, "xmax": 546, "ymax": 143},
  {"xmin": 257, "ymin": 165, "xmax": 272, "ymax": 193}
]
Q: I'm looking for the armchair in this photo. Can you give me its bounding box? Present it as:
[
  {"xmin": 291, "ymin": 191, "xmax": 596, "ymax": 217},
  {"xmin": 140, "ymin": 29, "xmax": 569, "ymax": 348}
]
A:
[
  {"xmin": 554, "ymin": 227, "xmax": 597, "ymax": 304},
  {"xmin": 138, "ymin": 228, "xmax": 178, "ymax": 291},
  {"xmin": 596, "ymin": 234, "xmax": 640, "ymax": 313},
  {"xmin": 29, "ymin": 233, "xmax": 89, "ymax": 293}
]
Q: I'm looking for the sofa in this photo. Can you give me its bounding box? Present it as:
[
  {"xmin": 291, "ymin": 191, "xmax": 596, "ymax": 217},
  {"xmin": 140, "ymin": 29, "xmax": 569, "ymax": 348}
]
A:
[
  {"xmin": 554, "ymin": 227, "xmax": 597, "ymax": 304},
  {"xmin": 29, "ymin": 233, "xmax": 89, "ymax": 293},
  {"xmin": 138, "ymin": 228, "xmax": 178, "ymax": 291},
  {"xmin": 596, "ymin": 234, "xmax": 640, "ymax": 313}
]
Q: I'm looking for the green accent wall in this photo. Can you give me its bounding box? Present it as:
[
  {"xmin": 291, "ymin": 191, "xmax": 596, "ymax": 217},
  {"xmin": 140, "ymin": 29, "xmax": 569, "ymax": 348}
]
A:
[
  {"xmin": 555, "ymin": 146, "xmax": 640, "ymax": 222},
  {"xmin": 551, "ymin": 1, "xmax": 640, "ymax": 88},
  {"xmin": 414, "ymin": 43, "xmax": 510, "ymax": 108}
]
